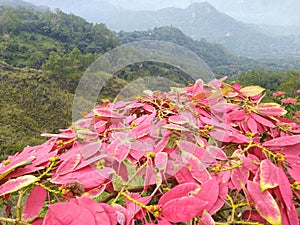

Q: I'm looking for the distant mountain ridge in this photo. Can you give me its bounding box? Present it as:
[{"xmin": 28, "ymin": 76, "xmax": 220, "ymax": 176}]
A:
[
  {"xmin": 0, "ymin": 0, "xmax": 44, "ymax": 10},
  {"xmin": 106, "ymin": 2, "xmax": 300, "ymax": 58},
  {"xmin": 21, "ymin": 1, "xmax": 300, "ymax": 58}
]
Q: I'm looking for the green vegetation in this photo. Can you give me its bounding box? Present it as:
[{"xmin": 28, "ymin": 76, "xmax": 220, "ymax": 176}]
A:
[
  {"xmin": 0, "ymin": 6, "xmax": 119, "ymax": 68},
  {"xmin": 0, "ymin": 6, "xmax": 119, "ymax": 159},
  {"xmin": 42, "ymin": 48, "xmax": 98, "ymax": 90},
  {"xmin": 118, "ymin": 27, "xmax": 300, "ymax": 78},
  {"xmin": 232, "ymin": 69, "xmax": 300, "ymax": 99},
  {"xmin": 0, "ymin": 69, "xmax": 73, "ymax": 160}
]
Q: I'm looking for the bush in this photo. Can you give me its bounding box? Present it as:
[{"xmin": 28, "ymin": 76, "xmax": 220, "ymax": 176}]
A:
[{"xmin": 0, "ymin": 78, "xmax": 300, "ymax": 224}]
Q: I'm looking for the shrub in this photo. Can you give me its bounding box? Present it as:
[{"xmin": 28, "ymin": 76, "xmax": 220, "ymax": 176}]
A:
[{"xmin": 0, "ymin": 78, "xmax": 300, "ymax": 225}]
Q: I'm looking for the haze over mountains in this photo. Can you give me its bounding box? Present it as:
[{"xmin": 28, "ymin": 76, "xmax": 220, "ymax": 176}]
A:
[
  {"xmin": 24, "ymin": 0, "xmax": 300, "ymax": 27},
  {"xmin": 22, "ymin": 0, "xmax": 300, "ymax": 58}
]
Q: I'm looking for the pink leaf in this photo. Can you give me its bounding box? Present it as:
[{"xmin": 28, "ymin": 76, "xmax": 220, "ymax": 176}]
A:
[
  {"xmin": 260, "ymin": 159, "xmax": 279, "ymax": 191},
  {"xmin": 93, "ymin": 107, "xmax": 123, "ymax": 119},
  {"xmin": 247, "ymin": 116, "xmax": 258, "ymax": 134},
  {"xmin": 199, "ymin": 210, "xmax": 215, "ymax": 225},
  {"xmin": 131, "ymin": 123, "xmax": 151, "ymax": 138},
  {"xmin": 31, "ymin": 218, "xmax": 43, "ymax": 225},
  {"xmin": 78, "ymin": 141, "xmax": 102, "ymax": 159},
  {"xmin": 42, "ymin": 202, "xmax": 96, "ymax": 225},
  {"xmin": 0, "ymin": 175, "xmax": 38, "ymax": 196},
  {"xmin": 159, "ymin": 183, "xmax": 200, "ymax": 206},
  {"xmin": 277, "ymin": 168, "xmax": 293, "ymax": 211},
  {"xmin": 155, "ymin": 152, "xmax": 168, "ymax": 171},
  {"xmin": 251, "ymin": 113, "xmax": 275, "ymax": 128},
  {"xmin": 175, "ymin": 167, "xmax": 196, "ymax": 184},
  {"xmin": 168, "ymin": 115, "xmax": 185, "ymax": 125},
  {"xmin": 228, "ymin": 110, "xmax": 246, "ymax": 120},
  {"xmin": 0, "ymin": 161, "xmax": 32, "ymax": 180},
  {"xmin": 161, "ymin": 124, "xmax": 188, "ymax": 131},
  {"xmin": 263, "ymin": 135, "xmax": 300, "ymax": 147},
  {"xmin": 196, "ymin": 178, "xmax": 219, "ymax": 212},
  {"xmin": 56, "ymin": 154, "xmax": 81, "ymax": 176},
  {"xmin": 161, "ymin": 197, "xmax": 207, "ymax": 222},
  {"xmin": 247, "ymin": 181, "xmax": 281, "ymax": 225},
  {"xmin": 75, "ymin": 197, "xmax": 117, "ymax": 225},
  {"xmin": 287, "ymin": 165, "xmax": 300, "ymax": 182},
  {"xmin": 207, "ymin": 146, "xmax": 227, "ymax": 160},
  {"xmin": 209, "ymin": 182, "xmax": 228, "ymax": 215},
  {"xmin": 231, "ymin": 166, "xmax": 249, "ymax": 190},
  {"xmin": 22, "ymin": 186, "xmax": 46, "ymax": 220},
  {"xmin": 242, "ymin": 210, "xmax": 267, "ymax": 224},
  {"xmin": 240, "ymin": 154, "xmax": 259, "ymax": 173},
  {"xmin": 154, "ymin": 136, "xmax": 169, "ymax": 153},
  {"xmin": 257, "ymin": 103, "xmax": 287, "ymax": 116}
]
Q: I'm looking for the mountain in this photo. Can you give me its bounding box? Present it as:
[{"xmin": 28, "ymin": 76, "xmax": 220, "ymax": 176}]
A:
[
  {"xmin": 0, "ymin": 0, "xmax": 41, "ymax": 9},
  {"xmin": 24, "ymin": 0, "xmax": 300, "ymax": 27},
  {"xmin": 208, "ymin": 0, "xmax": 300, "ymax": 27},
  {"xmin": 109, "ymin": 3, "xmax": 300, "ymax": 58},
  {"xmin": 22, "ymin": 1, "xmax": 300, "ymax": 58}
]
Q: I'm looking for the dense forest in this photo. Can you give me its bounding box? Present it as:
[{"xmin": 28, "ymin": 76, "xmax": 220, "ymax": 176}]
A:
[{"xmin": 0, "ymin": 5, "xmax": 300, "ymax": 159}]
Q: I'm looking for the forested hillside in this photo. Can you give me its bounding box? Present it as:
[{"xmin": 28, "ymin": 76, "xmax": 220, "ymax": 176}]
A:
[
  {"xmin": 0, "ymin": 6, "xmax": 119, "ymax": 158},
  {"xmin": 118, "ymin": 26, "xmax": 300, "ymax": 77},
  {"xmin": 0, "ymin": 6, "xmax": 119, "ymax": 68},
  {"xmin": 232, "ymin": 69, "xmax": 300, "ymax": 99}
]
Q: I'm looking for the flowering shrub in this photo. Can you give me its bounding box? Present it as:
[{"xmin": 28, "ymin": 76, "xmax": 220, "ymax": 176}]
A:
[
  {"xmin": 273, "ymin": 89, "xmax": 300, "ymax": 121},
  {"xmin": 1, "ymin": 78, "xmax": 300, "ymax": 225}
]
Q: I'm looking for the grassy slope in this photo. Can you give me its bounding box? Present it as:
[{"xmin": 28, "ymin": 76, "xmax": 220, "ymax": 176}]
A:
[{"xmin": 0, "ymin": 69, "xmax": 73, "ymax": 160}]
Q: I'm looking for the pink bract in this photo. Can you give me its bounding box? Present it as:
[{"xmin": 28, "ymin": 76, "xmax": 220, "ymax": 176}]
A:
[{"xmin": 0, "ymin": 79, "xmax": 300, "ymax": 224}]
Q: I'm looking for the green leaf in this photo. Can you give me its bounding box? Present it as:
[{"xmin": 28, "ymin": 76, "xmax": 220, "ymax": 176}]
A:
[{"xmin": 112, "ymin": 173, "xmax": 124, "ymax": 191}]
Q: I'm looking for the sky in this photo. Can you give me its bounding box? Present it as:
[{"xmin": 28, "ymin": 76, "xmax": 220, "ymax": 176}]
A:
[{"xmin": 25, "ymin": 0, "xmax": 300, "ymax": 26}]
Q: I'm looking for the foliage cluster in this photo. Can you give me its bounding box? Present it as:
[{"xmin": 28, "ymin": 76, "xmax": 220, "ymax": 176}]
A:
[{"xmin": 0, "ymin": 79, "xmax": 300, "ymax": 224}]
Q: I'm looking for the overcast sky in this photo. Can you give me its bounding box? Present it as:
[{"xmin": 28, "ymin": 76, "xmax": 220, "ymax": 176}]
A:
[{"xmin": 25, "ymin": 0, "xmax": 300, "ymax": 26}]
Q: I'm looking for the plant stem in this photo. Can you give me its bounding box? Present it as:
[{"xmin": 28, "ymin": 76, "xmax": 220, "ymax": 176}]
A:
[{"xmin": 0, "ymin": 217, "xmax": 31, "ymax": 225}]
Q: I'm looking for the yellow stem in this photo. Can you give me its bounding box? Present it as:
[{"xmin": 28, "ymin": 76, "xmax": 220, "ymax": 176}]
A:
[{"xmin": 0, "ymin": 217, "xmax": 31, "ymax": 225}]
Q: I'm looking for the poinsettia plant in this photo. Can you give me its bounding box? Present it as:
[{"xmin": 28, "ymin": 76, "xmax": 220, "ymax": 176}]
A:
[
  {"xmin": 272, "ymin": 90, "xmax": 300, "ymax": 121},
  {"xmin": 1, "ymin": 78, "xmax": 300, "ymax": 225}
]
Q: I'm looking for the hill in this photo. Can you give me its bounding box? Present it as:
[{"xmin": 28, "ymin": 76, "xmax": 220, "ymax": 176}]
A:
[
  {"xmin": 25, "ymin": 1, "xmax": 300, "ymax": 58},
  {"xmin": 118, "ymin": 26, "xmax": 250, "ymax": 76},
  {"xmin": 118, "ymin": 26, "xmax": 300, "ymax": 77},
  {"xmin": 0, "ymin": 5, "xmax": 119, "ymax": 68},
  {"xmin": 0, "ymin": 0, "xmax": 41, "ymax": 9},
  {"xmin": 0, "ymin": 5, "xmax": 118, "ymax": 159},
  {"xmin": 0, "ymin": 68, "xmax": 73, "ymax": 160}
]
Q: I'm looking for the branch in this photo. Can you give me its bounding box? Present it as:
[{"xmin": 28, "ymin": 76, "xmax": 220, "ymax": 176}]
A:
[{"xmin": 0, "ymin": 217, "xmax": 31, "ymax": 225}]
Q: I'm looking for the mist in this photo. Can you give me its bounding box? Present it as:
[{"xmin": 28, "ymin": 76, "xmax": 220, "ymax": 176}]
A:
[{"xmin": 24, "ymin": 0, "xmax": 300, "ymax": 26}]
